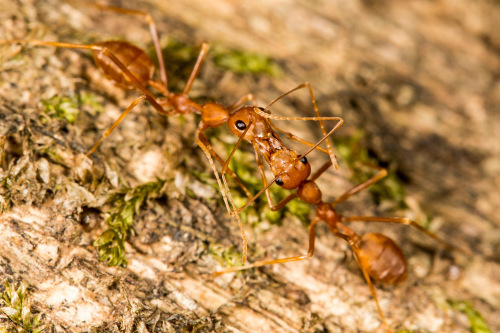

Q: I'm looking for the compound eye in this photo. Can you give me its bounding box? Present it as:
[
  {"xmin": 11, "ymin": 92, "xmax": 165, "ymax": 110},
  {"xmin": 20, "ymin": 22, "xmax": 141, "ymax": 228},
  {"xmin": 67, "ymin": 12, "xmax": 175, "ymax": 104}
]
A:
[
  {"xmin": 257, "ymin": 107, "xmax": 265, "ymax": 111},
  {"xmin": 300, "ymin": 156, "xmax": 308, "ymax": 164},
  {"xmin": 235, "ymin": 120, "xmax": 246, "ymax": 130},
  {"xmin": 275, "ymin": 177, "xmax": 284, "ymax": 186}
]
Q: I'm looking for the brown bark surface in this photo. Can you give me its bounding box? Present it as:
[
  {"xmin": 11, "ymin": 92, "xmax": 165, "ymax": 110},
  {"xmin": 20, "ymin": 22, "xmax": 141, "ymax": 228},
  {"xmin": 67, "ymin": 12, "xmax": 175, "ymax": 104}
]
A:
[{"xmin": 0, "ymin": 0, "xmax": 499, "ymax": 332}]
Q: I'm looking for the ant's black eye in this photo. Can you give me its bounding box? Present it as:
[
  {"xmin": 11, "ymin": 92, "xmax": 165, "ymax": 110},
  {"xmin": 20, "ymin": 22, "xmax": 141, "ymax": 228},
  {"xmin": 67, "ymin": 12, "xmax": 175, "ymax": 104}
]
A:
[
  {"xmin": 300, "ymin": 156, "xmax": 308, "ymax": 164},
  {"xmin": 275, "ymin": 177, "xmax": 284, "ymax": 186},
  {"xmin": 235, "ymin": 120, "xmax": 246, "ymax": 130},
  {"xmin": 257, "ymin": 107, "xmax": 265, "ymax": 111}
]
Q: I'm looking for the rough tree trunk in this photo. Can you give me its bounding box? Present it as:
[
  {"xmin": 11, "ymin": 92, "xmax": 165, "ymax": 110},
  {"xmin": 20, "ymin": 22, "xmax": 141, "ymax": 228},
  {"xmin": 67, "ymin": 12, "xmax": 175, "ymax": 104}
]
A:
[{"xmin": 0, "ymin": 0, "xmax": 498, "ymax": 332}]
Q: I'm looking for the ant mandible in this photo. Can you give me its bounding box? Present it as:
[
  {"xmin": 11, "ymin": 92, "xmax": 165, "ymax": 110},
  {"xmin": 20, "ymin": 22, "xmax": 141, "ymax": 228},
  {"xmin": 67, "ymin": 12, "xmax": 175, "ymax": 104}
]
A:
[{"xmin": 0, "ymin": 3, "xmax": 342, "ymax": 264}]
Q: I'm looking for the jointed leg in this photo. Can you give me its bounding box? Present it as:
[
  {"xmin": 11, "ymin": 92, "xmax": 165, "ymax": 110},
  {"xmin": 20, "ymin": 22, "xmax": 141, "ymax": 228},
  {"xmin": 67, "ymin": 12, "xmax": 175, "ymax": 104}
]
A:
[
  {"xmin": 183, "ymin": 43, "xmax": 210, "ymax": 95},
  {"xmin": 310, "ymin": 159, "xmax": 334, "ymax": 181},
  {"xmin": 220, "ymin": 130, "xmax": 253, "ymax": 262},
  {"xmin": 340, "ymin": 216, "xmax": 456, "ymax": 251},
  {"xmin": 257, "ymin": 82, "xmax": 342, "ymax": 169},
  {"xmin": 193, "ymin": 92, "xmax": 257, "ymax": 199},
  {"xmin": 198, "ymin": 122, "xmax": 255, "ymax": 262},
  {"xmin": 212, "ymin": 216, "xmax": 320, "ymax": 277},
  {"xmin": 87, "ymin": 95, "xmax": 147, "ymax": 156},
  {"xmin": 0, "ymin": 40, "xmax": 162, "ymax": 111},
  {"xmin": 269, "ymin": 121, "xmax": 330, "ymax": 155},
  {"xmin": 254, "ymin": 109, "xmax": 344, "ymax": 166},
  {"xmin": 228, "ymin": 94, "xmax": 256, "ymax": 112},
  {"xmin": 0, "ymin": 40, "xmax": 170, "ymax": 155},
  {"xmin": 197, "ymin": 129, "xmax": 253, "ymax": 199},
  {"xmin": 148, "ymin": 43, "xmax": 210, "ymax": 99},
  {"xmin": 334, "ymin": 232, "xmax": 390, "ymax": 332},
  {"xmin": 195, "ymin": 136, "xmax": 248, "ymax": 263},
  {"xmin": 220, "ymin": 122, "xmax": 254, "ymax": 215},
  {"xmin": 332, "ymin": 168, "xmax": 388, "ymax": 206},
  {"xmin": 250, "ymin": 141, "xmax": 291, "ymax": 210},
  {"xmin": 303, "ymin": 82, "xmax": 338, "ymax": 170},
  {"xmin": 330, "ymin": 166, "xmax": 456, "ymax": 250},
  {"xmin": 229, "ymin": 119, "xmax": 344, "ymax": 215},
  {"xmin": 230, "ymin": 172, "xmax": 282, "ymax": 214}
]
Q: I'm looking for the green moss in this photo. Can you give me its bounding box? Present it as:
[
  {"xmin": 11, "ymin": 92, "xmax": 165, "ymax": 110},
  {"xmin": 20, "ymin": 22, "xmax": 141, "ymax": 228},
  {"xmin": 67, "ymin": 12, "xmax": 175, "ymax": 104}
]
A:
[
  {"xmin": 449, "ymin": 300, "xmax": 491, "ymax": 333},
  {"xmin": 41, "ymin": 91, "xmax": 104, "ymax": 125},
  {"xmin": 227, "ymin": 148, "xmax": 262, "ymax": 192},
  {"xmin": 209, "ymin": 245, "xmax": 242, "ymax": 268},
  {"xmin": 213, "ymin": 47, "xmax": 283, "ymax": 77},
  {"xmin": 0, "ymin": 282, "xmax": 47, "ymax": 332},
  {"xmin": 157, "ymin": 39, "xmax": 283, "ymax": 88},
  {"xmin": 42, "ymin": 95, "xmax": 79, "ymax": 124},
  {"xmin": 95, "ymin": 179, "xmax": 169, "ymax": 266},
  {"xmin": 78, "ymin": 91, "xmax": 104, "ymax": 114}
]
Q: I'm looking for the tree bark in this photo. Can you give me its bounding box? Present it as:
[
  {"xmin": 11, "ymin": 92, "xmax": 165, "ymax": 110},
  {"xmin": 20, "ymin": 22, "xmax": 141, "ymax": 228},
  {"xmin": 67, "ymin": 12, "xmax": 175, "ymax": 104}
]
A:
[{"xmin": 0, "ymin": 0, "xmax": 499, "ymax": 332}]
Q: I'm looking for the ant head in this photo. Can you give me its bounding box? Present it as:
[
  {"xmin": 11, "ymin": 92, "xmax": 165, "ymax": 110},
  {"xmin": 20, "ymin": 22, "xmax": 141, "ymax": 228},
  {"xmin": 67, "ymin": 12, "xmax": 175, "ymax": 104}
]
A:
[
  {"xmin": 271, "ymin": 150, "xmax": 311, "ymax": 190},
  {"xmin": 227, "ymin": 106, "xmax": 270, "ymax": 141}
]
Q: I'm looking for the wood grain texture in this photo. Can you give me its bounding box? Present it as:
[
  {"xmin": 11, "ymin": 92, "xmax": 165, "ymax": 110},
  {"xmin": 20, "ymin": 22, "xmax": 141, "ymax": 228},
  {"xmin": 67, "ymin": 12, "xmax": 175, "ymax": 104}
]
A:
[{"xmin": 0, "ymin": 0, "xmax": 498, "ymax": 332}]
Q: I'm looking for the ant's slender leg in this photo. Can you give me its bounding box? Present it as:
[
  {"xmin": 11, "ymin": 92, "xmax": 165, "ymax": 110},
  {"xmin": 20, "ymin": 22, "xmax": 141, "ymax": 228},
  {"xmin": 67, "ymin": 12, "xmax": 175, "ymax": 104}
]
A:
[
  {"xmin": 256, "ymin": 109, "xmax": 344, "ymax": 165},
  {"xmin": 228, "ymin": 166, "xmax": 281, "ymax": 215},
  {"xmin": 0, "ymin": 41, "xmax": 158, "ymax": 104},
  {"xmin": 228, "ymin": 94, "xmax": 257, "ymax": 111},
  {"xmin": 340, "ymin": 216, "xmax": 457, "ymax": 251},
  {"xmin": 303, "ymin": 82, "xmax": 338, "ymax": 169},
  {"xmin": 90, "ymin": 3, "xmax": 168, "ymax": 86},
  {"xmin": 199, "ymin": 122, "xmax": 256, "ymax": 263},
  {"xmin": 212, "ymin": 216, "xmax": 320, "ymax": 276},
  {"xmin": 268, "ymin": 121, "xmax": 330, "ymax": 155},
  {"xmin": 183, "ymin": 43, "xmax": 210, "ymax": 95},
  {"xmin": 199, "ymin": 120, "xmax": 293, "ymax": 263},
  {"xmin": 310, "ymin": 160, "xmax": 334, "ymax": 181},
  {"xmin": 334, "ymin": 169, "xmax": 459, "ymax": 251},
  {"xmin": 196, "ymin": 135, "xmax": 248, "ymax": 262},
  {"xmin": 220, "ymin": 123, "xmax": 254, "ymax": 212},
  {"xmin": 331, "ymin": 168, "xmax": 388, "ymax": 206},
  {"xmin": 197, "ymin": 128, "xmax": 253, "ymax": 199},
  {"xmin": 259, "ymin": 82, "xmax": 340, "ymax": 169},
  {"xmin": 194, "ymin": 92, "xmax": 257, "ymax": 198},
  {"xmin": 0, "ymin": 40, "xmax": 171, "ymax": 155},
  {"xmin": 334, "ymin": 231, "xmax": 391, "ymax": 333},
  {"xmin": 232, "ymin": 119, "xmax": 344, "ymax": 214},
  {"xmin": 250, "ymin": 141, "xmax": 296, "ymax": 210},
  {"xmin": 87, "ymin": 95, "xmax": 147, "ymax": 156}
]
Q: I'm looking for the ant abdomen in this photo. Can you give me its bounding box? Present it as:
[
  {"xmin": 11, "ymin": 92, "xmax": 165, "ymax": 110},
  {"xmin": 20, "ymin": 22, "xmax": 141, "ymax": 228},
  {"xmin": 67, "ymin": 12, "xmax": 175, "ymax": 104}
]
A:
[
  {"xmin": 357, "ymin": 233, "xmax": 408, "ymax": 284},
  {"xmin": 93, "ymin": 41, "xmax": 155, "ymax": 89}
]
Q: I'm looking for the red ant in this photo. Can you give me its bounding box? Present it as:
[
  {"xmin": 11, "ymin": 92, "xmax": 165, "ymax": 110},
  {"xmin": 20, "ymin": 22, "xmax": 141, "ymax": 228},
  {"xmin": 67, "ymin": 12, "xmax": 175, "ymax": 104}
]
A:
[
  {"xmin": 1, "ymin": 4, "xmax": 454, "ymax": 329},
  {"xmin": 209, "ymin": 98, "xmax": 456, "ymax": 332},
  {"xmin": 0, "ymin": 3, "xmax": 341, "ymax": 264}
]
